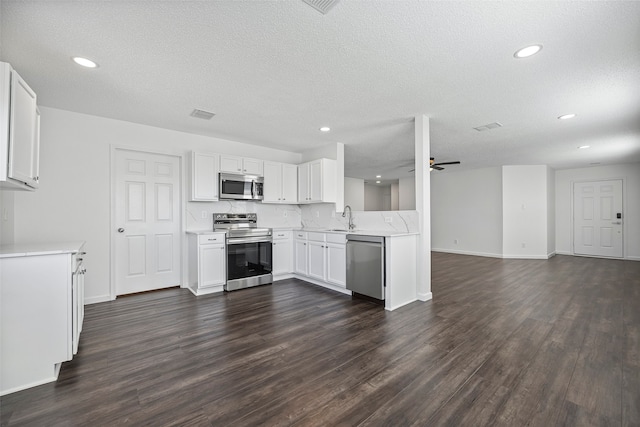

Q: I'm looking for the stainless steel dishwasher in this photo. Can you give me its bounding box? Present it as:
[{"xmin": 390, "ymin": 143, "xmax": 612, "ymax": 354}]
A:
[{"xmin": 346, "ymin": 234, "xmax": 385, "ymax": 300}]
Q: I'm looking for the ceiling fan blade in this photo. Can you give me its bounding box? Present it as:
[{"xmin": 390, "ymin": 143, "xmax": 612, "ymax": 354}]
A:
[
  {"xmin": 432, "ymin": 165, "xmax": 445, "ymax": 171},
  {"xmin": 433, "ymin": 161, "xmax": 461, "ymax": 166}
]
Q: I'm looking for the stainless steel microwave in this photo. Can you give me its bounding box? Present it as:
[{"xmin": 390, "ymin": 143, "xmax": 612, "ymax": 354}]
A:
[{"xmin": 219, "ymin": 173, "xmax": 264, "ymax": 201}]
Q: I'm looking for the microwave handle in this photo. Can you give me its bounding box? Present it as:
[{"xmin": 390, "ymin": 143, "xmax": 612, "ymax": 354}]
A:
[{"xmin": 251, "ymin": 180, "xmax": 255, "ymax": 198}]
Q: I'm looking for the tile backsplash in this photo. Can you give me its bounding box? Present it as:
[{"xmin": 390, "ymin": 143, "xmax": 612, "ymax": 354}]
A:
[
  {"xmin": 187, "ymin": 201, "xmax": 419, "ymax": 233},
  {"xmin": 300, "ymin": 204, "xmax": 419, "ymax": 233},
  {"xmin": 186, "ymin": 201, "xmax": 302, "ymax": 230}
]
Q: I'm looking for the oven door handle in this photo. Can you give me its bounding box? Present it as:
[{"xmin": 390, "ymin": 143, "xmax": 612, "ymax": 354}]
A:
[{"xmin": 227, "ymin": 236, "xmax": 273, "ymax": 245}]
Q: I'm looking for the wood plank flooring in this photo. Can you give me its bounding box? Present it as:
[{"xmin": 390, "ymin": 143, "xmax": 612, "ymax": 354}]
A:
[{"xmin": 1, "ymin": 253, "xmax": 639, "ymax": 426}]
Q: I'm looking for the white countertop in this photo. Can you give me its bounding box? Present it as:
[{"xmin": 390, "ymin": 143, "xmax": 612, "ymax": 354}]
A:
[
  {"xmin": 293, "ymin": 228, "xmax": 419, "ymax": 238},
  {"xmin": 0, "ymin": 241, "xmax": 85, "ymax": 258},
  {"xmin": 186, "ymin": 230, "xmax": 226, "ymax": 235},
  {"xmin": 187, "ymin": 228, "xmax": 418, "ymax": 238}
]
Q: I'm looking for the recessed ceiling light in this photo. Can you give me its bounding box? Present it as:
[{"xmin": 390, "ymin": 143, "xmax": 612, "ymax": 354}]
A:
[
  {"xmin": 319, "ymin": 127, "xmax": 331, "ymax": 132},
  {"xmin": 578, "ymin": 145, "xmax": 590, "ymax": 149},
  {"xmin": 375, "ymin": 175, "xmax": 381, "ymax": 178},
  {"xmin": 72, "ymin": 57, "xmax": 99, "ymax": 68},
  {"xmin": 376, "ymin": 181, "xmax": 381, "ymax": 184},
  {"xmin": 513, "ymin": 44, "xmax": 542, "ymax": 59},
  {"xmin": 558, "ymin": 113, "xmax": 576, "ymax": 120}
]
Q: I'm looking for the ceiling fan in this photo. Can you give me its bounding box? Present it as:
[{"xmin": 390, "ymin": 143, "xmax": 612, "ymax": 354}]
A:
[
  {"xmin": 430, "ymin": 157, "xmax": 461, "ymax": 171},
  {"xmin": 409, "ymin": 157, "xmax": 461, "ymax": 172}
]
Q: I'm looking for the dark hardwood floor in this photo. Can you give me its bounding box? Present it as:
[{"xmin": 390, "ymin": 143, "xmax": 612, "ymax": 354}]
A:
[{"xmin": 1, "ymin": 253, "xmax": 639, "ymax": 426}]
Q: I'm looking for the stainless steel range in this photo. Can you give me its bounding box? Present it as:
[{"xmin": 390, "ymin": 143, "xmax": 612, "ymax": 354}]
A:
[{"xmin": 213, "ymin": 213, "xmax": 273, "ymax": 291}]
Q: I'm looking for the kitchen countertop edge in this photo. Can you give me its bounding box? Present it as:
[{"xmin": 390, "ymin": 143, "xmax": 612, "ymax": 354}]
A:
[{"xmin": 0, "ymin": 241, "xmax": 86, "ymax": 258}]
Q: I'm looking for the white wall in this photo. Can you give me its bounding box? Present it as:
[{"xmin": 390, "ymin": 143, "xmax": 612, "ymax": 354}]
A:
[
  {"xmin": 344, "ymin": 177, "xmax": 364, "ymax": 211},
  {"xmin": 12, "ymin": 107, "xmax": 303, "ymax": 303},
  {"xmin": 555, "ymin": 163, "xmax": 640, "ymax": 260},
  {"xmin": 391, "ymin": 182, "xmax": 399, "ymax": 211},
  {"xmin": 364, "ymin": 183, "xmax": 386, "ymax": 211},
  {"xmin": 431, "ymin": 167, "xmax": 503, "ymax": 257},
  {"xmin": 502, "ymin": 165, "xmax": 550, "ymax": 259},
  {"xmin": 547, "ymin": 166, "xmax": 556, "ymax": 256},
  {"xmin": 0, "ymin": 190, "xmax": 15, "ymax": 245},
  {"xmin": 398, "ymin": 177, "xmax": 415, "ymax": 210}
]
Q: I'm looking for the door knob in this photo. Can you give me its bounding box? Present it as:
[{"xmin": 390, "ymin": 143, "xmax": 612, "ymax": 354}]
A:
[{"xmin": 118, "ymin": 228, "xmax": 125, "ymax": 233}]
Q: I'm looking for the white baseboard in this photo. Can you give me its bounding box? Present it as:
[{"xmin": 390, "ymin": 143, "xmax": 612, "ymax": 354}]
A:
[
  {"xmin": 626, "ymin": 256, "xmax": 640, "ymax": 261},
  {"xmin": 431, "ymin": 248, "xmax": 503, "ymax": 258},
  {"xmin": 84, "ymin": 295, "xmax": 112, "ymax": 305},
  {"xmin": 502, "ymin": 254, "xmax": 552, "ymax": 260},
  {"xmin": 433, "ymin": 248, "xmax": 555, "ymax": 260},
  {"xmin": 417, "ymin": 291, "xmax": 432, "ymax": 302},
  {"xmin": 555, "ymin": 250, "xmax": 572, "ymax": 256}
]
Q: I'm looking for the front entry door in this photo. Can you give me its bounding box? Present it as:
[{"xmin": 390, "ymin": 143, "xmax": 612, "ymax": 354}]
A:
[
  {"xmin": 573, "ymin": 179, "xmax": 623, "ymax": 258},
  {"xmin": 114, "ymin": 149, "xmax": 181, "ymax": 296}
]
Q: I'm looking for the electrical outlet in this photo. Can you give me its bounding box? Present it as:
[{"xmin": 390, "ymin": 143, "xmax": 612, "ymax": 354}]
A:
[
  {"xmin": 315, "ymin": 211, "xmax": 320, "ymax": 218},
  {"xmin": 384, "ymin": 217, "xmax": 392, "ymax": 223},
  {"xmin": 201, "ymin": 211, "xmax": 207, "ymax": 219},
  {"xmin": 283, "ymin": 211, "xmax": 287, "ymax": 217},
  {"xmin": 521, "ymin": 243, "xmax": 526, "ymax": 248},
  {"xmin": 454, "ymin": 239, "xmax": 458, "ymax": 244}
]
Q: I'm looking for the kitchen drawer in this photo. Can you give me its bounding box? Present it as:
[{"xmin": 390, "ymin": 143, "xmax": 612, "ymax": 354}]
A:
[
  {"xmin": 307, "ymin": 232, "xmax": 325, "ymax": 242},
  {"xmin": 198, "ymin": 234, "xmax": 225, "ymax": 245},
  {"xmin": 326, "ymin": 233, "xmax": 346, "ymax": 244},
  {"xmin": 273, "ymin": 230, "xmax": 292, "ymax": 240},
  {"xmin": 294, "ymin": 231, "xmax": 307, "ymax": 240}
]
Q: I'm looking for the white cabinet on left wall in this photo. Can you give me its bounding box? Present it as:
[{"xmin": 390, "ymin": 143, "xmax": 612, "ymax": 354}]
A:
[
  {"xmin": 0, "ymin": 61, "xmax": 40, "ymax": 191},
  {"xmin": 187, "ymin": 232, "xmax": 226, "ymax": 295},
  {"xmin": 189, "ymin": 151, "xmax": 219, "ymax": 201}
]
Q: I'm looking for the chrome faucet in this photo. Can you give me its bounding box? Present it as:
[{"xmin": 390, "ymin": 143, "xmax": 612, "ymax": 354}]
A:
[{"xmin": 342, "ymin": 205, "xmax": 355, "ymax": 231}]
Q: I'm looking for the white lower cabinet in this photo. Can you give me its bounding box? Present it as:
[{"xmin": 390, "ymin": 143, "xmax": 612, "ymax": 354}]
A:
[
  {"xmin": 187, "ymin": 233, "xmax": 226, "ymax": 295},
  {"xmin": 272, "ymin": 230, "xmax": 293, "ymax": 277},
  {"xmin": 0, "ymin": 243, "xmax": 85, "ymax": 396},
  {"xmin": 294, "ymin": 231, "xmax": 308, "ymax": 275},
  {"xmin": 294, "ymin": 231, "xmax": 347, "ymax": 292},
  {"xmin": 326, "ymin": 240, "xmax": 346, "ymax": 287}
]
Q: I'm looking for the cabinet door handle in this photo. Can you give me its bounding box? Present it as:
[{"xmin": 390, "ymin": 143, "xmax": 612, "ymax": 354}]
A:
[{"xmin": 118, "ymin": 228, "xmax": 125, "ymax": 233}]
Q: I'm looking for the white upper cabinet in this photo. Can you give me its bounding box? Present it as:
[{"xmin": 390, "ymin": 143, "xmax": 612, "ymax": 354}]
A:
[
  {"xmin": 189, "ymin": 151, "xmax": 219, "ymax": 201},
  {"xmin": 298, "ymin": 158, "xmax": 337, "ymax": 204},
  {"xmin": 219, "ymin": 154, "xmax": 263, "ymax": 176},
  {"xmin": 1, "ymin": 62, "xmax": 40, "ymax": 190},
  {"xmin": 263, "ymin": 161, "xmax": 297, "ymax": 204}
]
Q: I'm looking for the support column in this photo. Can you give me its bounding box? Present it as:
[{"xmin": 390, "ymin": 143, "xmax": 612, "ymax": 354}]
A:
[{"xmin": 415, "ymin": 115, "xmax": 432, "ymax": 301}]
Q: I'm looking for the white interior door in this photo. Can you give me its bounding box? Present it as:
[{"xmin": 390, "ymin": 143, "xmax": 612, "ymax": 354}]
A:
[
  {"xmin": 573, "ymin": 179, "xmax": 623, "ymax": 258},
  {"xmin": 114, "ymin": 149, "xmax": 181, "ymax": 296}
]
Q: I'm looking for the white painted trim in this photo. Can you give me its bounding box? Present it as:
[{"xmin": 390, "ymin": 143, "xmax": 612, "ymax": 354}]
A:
[
  {"xmin": 556, "ymin": 250, "xmax": 571, "ymax": 256},
  {"xmin": 385, "ymin": 297, "xmax": 418, "ymax": 311},
  {"xmin": 431, "ymin": 248, "xmax": 503, "ymax": 259},
  {"xmin": 417, "ymin": 291, "xmax": 432, "ymax": 302},
  {"xmin": 273, "ymin": 273, "xmax": 295, "ymax": 281},
  {"xmin": 503, "ymin": 254, "xmax": 551, "ymax": 260},
  {"xmin": 627, "ymin": 256, "xmax": 640, "ymax": 261},
  {"xmin": 109, "ymin": 145, "xmax": 185, "ymax": 300},
  {"xmin": 84, "ymin": 295, "xmax": 112, "ymax": 305},
  {"xmin": 432, "ymin": 248, "xmax": 555, "ymax": 260},
  {"xmin": 293, "ymin": 274, "xmax": 352, "ymax": 295}
]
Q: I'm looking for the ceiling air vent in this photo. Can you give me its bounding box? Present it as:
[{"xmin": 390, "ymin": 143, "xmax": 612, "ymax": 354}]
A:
[
  {"xmin": 473, "ymin": 122, "xmax": 503, "ymax": 132},
  {"xmin": 190, "ymin": 109, "xmax": 215, "ymax": 120},
  {"xmin": 301, "ymin": 0, "xmax": 339, "ymax": 14}
]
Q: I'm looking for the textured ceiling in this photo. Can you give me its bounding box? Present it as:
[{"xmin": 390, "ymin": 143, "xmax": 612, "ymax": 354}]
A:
[{"xmin": 1, "ymin": 1, "xmax": 639, "ymax": 181}]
